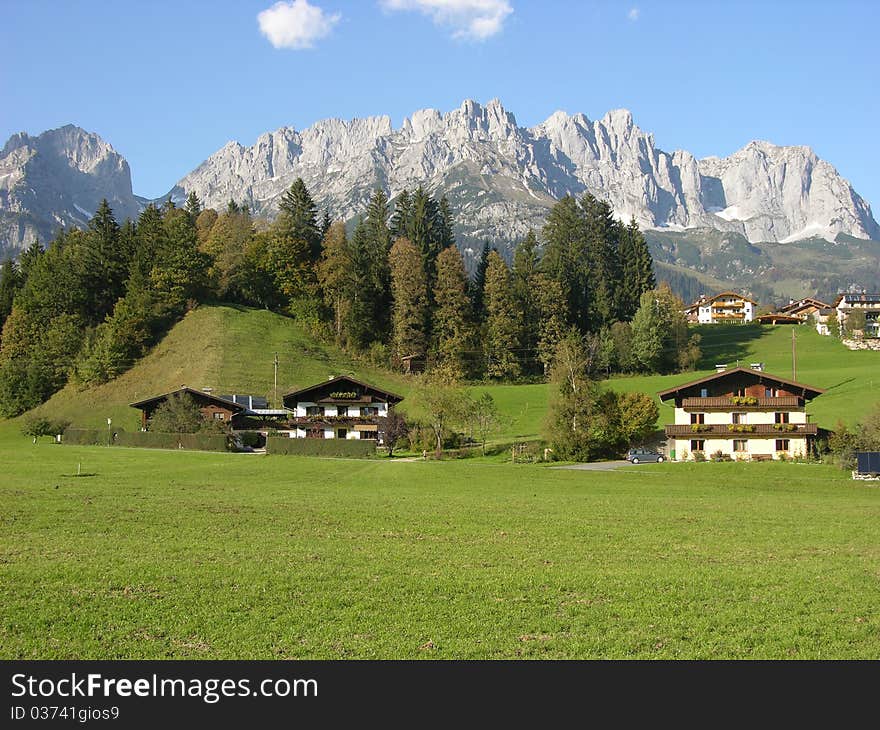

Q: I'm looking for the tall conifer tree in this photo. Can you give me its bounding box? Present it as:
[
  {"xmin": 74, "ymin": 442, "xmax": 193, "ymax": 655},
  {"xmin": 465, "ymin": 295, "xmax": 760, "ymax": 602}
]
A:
[
  {"xmin": 483, "ymin": 251, "xmax": 521, "ymax": 379},
  {"xmin": 388, "ymin": 237, "xmax": 429, "ymax": 365},
  {"xmin": 432, "ymin": 245, "xmax": 474, "ymax": 381}
]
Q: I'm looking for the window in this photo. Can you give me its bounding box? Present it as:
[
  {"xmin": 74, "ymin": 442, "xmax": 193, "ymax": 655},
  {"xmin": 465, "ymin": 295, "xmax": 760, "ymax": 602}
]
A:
[
  {"xmin": 360, "ymin": 431, "xmax": 377, "ymax": 440},
  {"xmin": 306, "ymin": 406, "xmax": 325, "ymax": 417},
  {"xmin": 699, "ymin": 388, "xmax": 709, "ymax": 398},
  {"xmin": 775, "ymin": 439, "xmax": 790, "ymax": 452},
  {"xmin": 775, "ymin": 412, "xmax": 789, "ymax": 424},
  {"xmin": 690, "ymin": 413, "xmax": 705, "ymax": 424},
  {"xmin": 306, "ymin": 427, "xmax": 324, "ymax": 439},
  {"xmin": 213, "ymin": 412, "xmax": 225, "ymax": 421},
  {"xmin": 732, "ymin": 412, "xmax": 746, "ymax": 425},
  {"xmin": 734, "ymin": 387, "xmax": 746, "ymax": 397},
  {"xmin": 733, "ymin": 439, "xmax": 747, "ymax": 452},
  {"xmin": 337, "ymin": 406, "xmax": 348, "ymax": 417},
  {"xmin": 690, "ymin": 439, "xmax": 705, "ymax": 452},
  {"xmin": 764, "ymin": 387, "xmax": 778, "ymax": 398},
  {"xmin": 362, "ymin": 406, "xmax": 379, "ymax": 417},
  {"xmin": 336, "ymin": 428, "xmax": 348, "ymax": 439}
]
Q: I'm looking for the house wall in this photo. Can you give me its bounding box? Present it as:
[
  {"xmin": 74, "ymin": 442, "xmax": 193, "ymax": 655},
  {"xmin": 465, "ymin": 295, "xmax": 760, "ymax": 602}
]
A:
[
  {"xmin": 672, "ymin": 436, "xmax": 807, "ymax": 460},
  {"xmin": 199, "ymin": 404, "xmax": 237, "ymax": 423},
  {"xmin": 674, "ymin": 408, "xmax": 807, "ymax": 426}
]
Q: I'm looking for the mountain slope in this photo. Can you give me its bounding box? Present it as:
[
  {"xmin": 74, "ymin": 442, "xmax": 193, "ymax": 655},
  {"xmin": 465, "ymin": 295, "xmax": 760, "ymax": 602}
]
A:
[{"xmin": 0, "ymin": 125, "xmax": 142, "ymax": 257}]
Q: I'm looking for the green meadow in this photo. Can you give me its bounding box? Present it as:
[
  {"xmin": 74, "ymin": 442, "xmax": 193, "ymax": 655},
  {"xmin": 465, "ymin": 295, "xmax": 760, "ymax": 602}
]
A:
[
  {"xmin": 2, "ymin": 304, "xmax": 880, "ymax": 659},
  {"xmin": 2, "ymin": 430, "xmax": 879, "ymax": 659}
]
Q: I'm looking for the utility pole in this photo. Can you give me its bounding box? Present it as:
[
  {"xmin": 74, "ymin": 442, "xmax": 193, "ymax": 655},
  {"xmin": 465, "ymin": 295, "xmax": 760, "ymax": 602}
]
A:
[
  {"xmin": 273, "ymin": 352, "xmax": 279, "ymax": 408},
  {"xmin": 792, "ymin": 329, "xmax": 796, "ymax": 380}
]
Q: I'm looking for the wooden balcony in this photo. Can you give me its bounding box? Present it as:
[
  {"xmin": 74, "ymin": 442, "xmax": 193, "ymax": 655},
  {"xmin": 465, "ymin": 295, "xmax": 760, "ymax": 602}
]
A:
[
  {"xmin": 289, "ymin": 415, "xmax": 380, "ymax": 427},
  {"xmin": 665, "ymin": 423, "xmax": 817, "ymax": 437},
  {"xmin": 680, "ymin": 396, "xmax": 803, "ymax": 410}
]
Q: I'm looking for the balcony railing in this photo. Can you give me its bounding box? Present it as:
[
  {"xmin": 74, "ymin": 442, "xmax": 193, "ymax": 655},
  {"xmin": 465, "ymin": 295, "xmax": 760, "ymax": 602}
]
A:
[
  {"xmin": 665, "ymin": 423, "xmax": 817, "ymax": 437},
  {"xmin": 680, "ymin": 396, "xmax": 803, "ymax": 410},
  {"xmin": 290, "ymin": 415, "xmax": 380, "ymax": 426}
]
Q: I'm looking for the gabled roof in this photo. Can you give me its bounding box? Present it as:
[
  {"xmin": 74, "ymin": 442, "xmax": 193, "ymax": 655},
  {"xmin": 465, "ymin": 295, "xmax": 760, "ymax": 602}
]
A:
[
  {"xmin": 657, "ymin": 367, "xmax": 824, "ymax": 402},
  {"xmin": 130, "ymin": 387, "xmax": 248, "ymax": 412},
  {"xmin": 685, "ymin": 291, "xmax": 758, "ymax": 310},
  {"xmin": 283, "ymin": 375, "xmax": 404, "ymax": 404},
  {"xmin": 779, "ymin": 297, "xmax": 831, "ymax": 313}
]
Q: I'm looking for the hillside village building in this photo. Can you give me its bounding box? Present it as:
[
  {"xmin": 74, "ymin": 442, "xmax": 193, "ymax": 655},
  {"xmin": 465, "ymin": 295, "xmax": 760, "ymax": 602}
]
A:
[
  {"xmin": 684, "ymin": 292, "xmax": 757, "ymax": 324},
  {"xmin": 130, "ymin": 376, "xmax": 403, "ymax": 444},
  {"xmin": 281, "ymin": 375, "xmax": 403, "ymax": 441},
  {"xmin": 833, "ymin": 293, "xmax": 880, "ymax": 338},
  {"xmin": 658, "ymin": 367, "xmax": 823, "ymax": 461}
]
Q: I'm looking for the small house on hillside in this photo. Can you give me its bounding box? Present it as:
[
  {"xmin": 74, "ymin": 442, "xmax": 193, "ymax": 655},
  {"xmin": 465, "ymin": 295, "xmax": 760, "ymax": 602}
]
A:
[
  {"xmin": 658, "ymin": 367, "xmax": 823, "ymax": 461},
  {"xmin": 779, "ymin": 297, "xmax": 831, "ymax": 318},
  {"xmin": 282, "ymin": 375, "xmax": 403, "ymax": 441},
  {"xmin": 684, "ymin": 291, "xmax": 757, "ymax": 324}
]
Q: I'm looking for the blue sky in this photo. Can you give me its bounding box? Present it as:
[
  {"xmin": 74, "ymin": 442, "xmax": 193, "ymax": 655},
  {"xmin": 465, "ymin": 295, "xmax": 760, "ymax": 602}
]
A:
[{"xmin": 1, "ymin": 0, "xmax": 878, "ymax": 211}]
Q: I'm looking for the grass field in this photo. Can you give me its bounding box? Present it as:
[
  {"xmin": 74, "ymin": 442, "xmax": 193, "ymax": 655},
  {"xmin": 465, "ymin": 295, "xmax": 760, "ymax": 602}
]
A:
[{"xmin": 2, "ymin": 427, "xmax": 879, "ymax": 659}]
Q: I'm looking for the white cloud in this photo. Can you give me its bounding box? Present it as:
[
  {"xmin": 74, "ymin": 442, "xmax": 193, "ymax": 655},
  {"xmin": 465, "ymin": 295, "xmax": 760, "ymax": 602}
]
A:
[
  {"xmin": 257, "ymin": 0, "xmax": 341, "ymax": 49},
  {"xmin": 627, "ymin": 7, "xmax": 640, "ymax": 22},
  {"xmin": 381, "ymin": 0, "xmax": 513, "ymax": 41}
]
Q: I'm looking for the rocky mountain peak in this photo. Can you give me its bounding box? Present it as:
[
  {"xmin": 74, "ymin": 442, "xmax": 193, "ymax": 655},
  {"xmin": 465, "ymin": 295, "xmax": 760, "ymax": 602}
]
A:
[{"xmin": 2, "ymin": 101, "xmax": 878, "ymax": 261}]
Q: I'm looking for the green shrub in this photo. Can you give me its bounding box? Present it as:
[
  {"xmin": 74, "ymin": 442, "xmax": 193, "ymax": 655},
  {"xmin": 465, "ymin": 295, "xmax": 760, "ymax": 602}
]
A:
[
  {"xmin": 266, "ymin": 436, "xmax": 375, "ymax": 458},
  {"xmin": 114, "ymin": 431, "xmax": 229, "ymax": 451},
  {"xmin": 63, "ymin": 428, "xmax": 107, "ymax": 446}
]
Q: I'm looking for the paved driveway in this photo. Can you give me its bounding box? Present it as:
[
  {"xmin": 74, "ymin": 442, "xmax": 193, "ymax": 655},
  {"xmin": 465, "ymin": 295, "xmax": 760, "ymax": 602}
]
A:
[{"xmin": 551, "ymin": 460, "xmax": 633, "ymax": 471}]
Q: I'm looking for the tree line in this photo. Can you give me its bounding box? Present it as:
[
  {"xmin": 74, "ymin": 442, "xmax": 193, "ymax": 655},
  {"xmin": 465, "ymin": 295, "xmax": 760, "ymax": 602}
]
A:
[{"xmin": 0, "ymin": 179, "xmax": 698, "ymax": 417}]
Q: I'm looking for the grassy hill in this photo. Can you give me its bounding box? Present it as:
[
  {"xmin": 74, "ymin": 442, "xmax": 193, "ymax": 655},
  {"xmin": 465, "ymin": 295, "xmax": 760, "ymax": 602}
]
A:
[
  {"xmin": 11, "ymin": 304, "xmax": 880, "ymax": 441},
  {"xmin": 25, "ymin": 304, "xmax": 409, "ymax": 432}
]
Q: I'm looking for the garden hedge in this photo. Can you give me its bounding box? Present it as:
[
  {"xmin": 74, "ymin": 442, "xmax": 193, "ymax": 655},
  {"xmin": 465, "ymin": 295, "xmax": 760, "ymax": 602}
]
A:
[{"xmin": 267, "ymin": 436, "xmax": 375, "ymax": 458}]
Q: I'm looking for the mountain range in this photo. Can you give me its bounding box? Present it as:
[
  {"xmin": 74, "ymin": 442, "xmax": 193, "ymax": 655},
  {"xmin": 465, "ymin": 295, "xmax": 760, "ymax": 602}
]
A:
[{"xmin": 2, "ymin": 99, "xmax": 878, "ymax": 299}]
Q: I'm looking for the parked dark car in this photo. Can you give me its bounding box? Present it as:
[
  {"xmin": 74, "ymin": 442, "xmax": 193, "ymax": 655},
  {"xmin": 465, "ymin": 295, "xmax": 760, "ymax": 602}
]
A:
[{"xmin": 626, "ymin": 448, "xmax": 665, "ymax": 464}]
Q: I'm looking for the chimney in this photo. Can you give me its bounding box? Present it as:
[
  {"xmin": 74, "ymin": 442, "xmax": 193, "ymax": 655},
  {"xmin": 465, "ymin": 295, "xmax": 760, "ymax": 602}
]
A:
[
  {"xmin": 750, "ymin": 362, "xmax": 764, "ymax": 372},
  {"xmin": 202, "ymin": 387, "xmax": 213, "ymax": 393},
  {"xmin": 715, "ymin": 364, "xmax": 728, "ymax": 373}
]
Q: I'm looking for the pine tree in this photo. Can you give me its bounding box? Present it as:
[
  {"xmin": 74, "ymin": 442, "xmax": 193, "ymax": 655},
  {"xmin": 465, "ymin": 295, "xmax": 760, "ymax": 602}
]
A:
[
  {"xmin": 18, "ymin": 241, "xmax": 43, "ymax": 282},
  {"xmin": 203, "ymin": 206, "xmax": 255, "ymax": 300},
  {"xmin": 184, "ymin": 191, "xmax": 202, "ymax": 221},
  {"xmin": 131, "ymin": 205, "xmax": 167, "ymax": 280},
  {"xmin": 407, "ymin": 185, "xmax": 441, "ymax": 288},
  {"xmin": 390, "ymin": 189, "xmax": 412, "ymax": 239},
  {"xmin": 469, "ymin": 241, "xmax": 491, "ymax": 316},
  {"xmin": 432, "ymin": 245, "xmax": 475, "ymax": 381},
  {"xmin": 512, "ymin": 230, "xmax": 540, "ymax": 374},
  {"xmin": 580, "ymin": 193, "xmax": 621, "ymax": 331},
  {"xmin": 319, "ymin": 209, "xmax": 332, "ymax": 241},
  {"xmin": 317, "ymin": 221, "xmax": 354, "ymax": 345},
  {"xmin": 82, "ymin": 199, "xmax": 126, "ymax": 321},
  {"xmin": 483, "ymin": 251, "xmax": 521, "ymax": 379},
  {"xmin": 617, "ymin": 216, "xmax": 654, "ymax": 320},
  {"xmin": 388, "ymin": 237, "xmax": 429, "ymax": 366},
  {"xmin": 533, "ymin": 273, "xmax": 568, "ymax": 375},
  {"xmin": 347, "ymin": 219, "xmax": 376, "ymax": 349},
  {"xmin": 0, "ymin": 258, "xmax": 22, "ymax": 339},
  {"xmin": 277, "ymin": 178, "xmax": 321, "ymax": 261},
  {"xmin": 363, "ymin": 189, "xmax": 393, "ymax": 339},
  {"xmin": 541, "ymin": 195, "xmax": 585, "ymax": 331},
  {"xmin": 438, "ymin": 195, "xmax": 456, "ymax": 250},
  {"xmin": 630, "ymin": 290, "xmax": 663, "ymax": 372}
]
